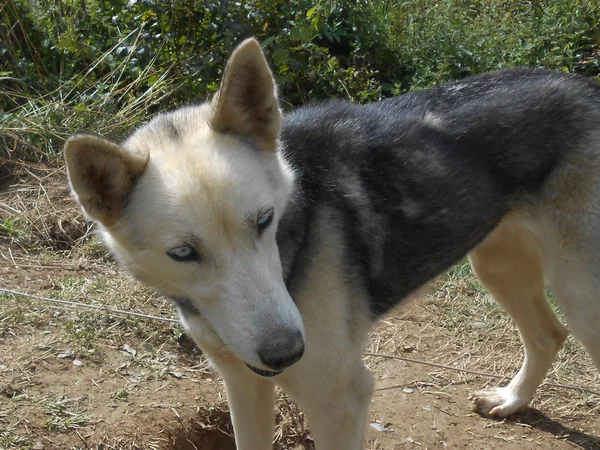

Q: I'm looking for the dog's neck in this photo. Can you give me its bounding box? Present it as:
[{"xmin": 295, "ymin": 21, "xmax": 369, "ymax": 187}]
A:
[{"xmin": 274, "ymin": 144, "xmax": 310, "ymax": 296}]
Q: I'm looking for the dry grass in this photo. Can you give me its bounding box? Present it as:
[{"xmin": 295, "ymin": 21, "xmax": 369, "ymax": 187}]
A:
[
  {"xmin": 366, "ymin": 267, "xmax": 600, "ymax": 422},
  {"xmin": 1, "ymin": 22, "xmax": 181, "ymax": 165},
  {"xmin": 1, "ymin": 163, "xmax": 599, "ymax": 449},
  {"xmin": 0, "ymin": 162, "xmax": 91, "ymax": 255}
]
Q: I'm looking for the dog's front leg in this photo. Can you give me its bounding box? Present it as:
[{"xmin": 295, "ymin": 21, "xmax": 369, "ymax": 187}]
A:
[
  {"xmin": 210, "ymin": 356, "xmax": 276, "ymax": 450},
  {"xmin": 310, "ymin": 363, "xmax": 374, "ymax": 450},
  {"xmin": 281, "ymin": 360, "xmax": 374, "ymax": 450}
]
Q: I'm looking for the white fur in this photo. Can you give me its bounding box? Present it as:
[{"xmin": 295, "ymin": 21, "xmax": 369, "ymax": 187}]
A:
[{"xmin": 107, "ymin": 127, "xmax": 303, "ymax": 369}]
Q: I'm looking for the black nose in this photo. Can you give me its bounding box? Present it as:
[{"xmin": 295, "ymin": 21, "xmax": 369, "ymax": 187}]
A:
[{"xmin": 258, "ymin": 330, "xmax": 305, "ymax": 371}]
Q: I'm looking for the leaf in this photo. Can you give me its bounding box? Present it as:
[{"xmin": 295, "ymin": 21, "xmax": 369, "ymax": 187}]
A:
[
  {"xmin": 273, "ymin": 48, "xmax": 289, "ymax": 67},
  {"xmin": 300, "ymin": 24, "xmax": 313, "ymax": 42},
  {"xmin": 260, "ymin": 36, "xmax": 276, "ymax": 48},
  {"xmin": 290, "ymin": 27, "xmax": 302, "ymax": 42}
]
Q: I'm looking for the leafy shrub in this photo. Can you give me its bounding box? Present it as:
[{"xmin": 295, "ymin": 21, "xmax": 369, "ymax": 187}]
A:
[
  {"xmin": 389, "ymin": 0, "xmax": 600, "ymax": 91},
  {"xmin": 0, "ymin": 0, "xmax": 598, "ymax": 161}
]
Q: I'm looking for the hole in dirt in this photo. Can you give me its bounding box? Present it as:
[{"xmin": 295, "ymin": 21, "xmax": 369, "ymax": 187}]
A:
[
  {"xmin": 166, "ymin": 406, "xmax": 236, "ymax": 450},
  {"xmin": 163, "ymin": 398, "xmax": 313, "ymax": 450},
  {"xmin": 172, "ymin": 427, "xmax": 236, "ymax": 450}
]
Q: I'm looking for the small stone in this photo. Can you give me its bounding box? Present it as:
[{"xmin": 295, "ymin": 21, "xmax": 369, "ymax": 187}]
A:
[
  {"xmin": 122, "ymin": 344, "xmax": 137, "ymax": 356},
  {"xmin": 403, "ymin": 387, "xmax": 414, "ymax": 394},
  {"xmin": 72, "ymin": 359, "xmax": 83, "ymax": 367},
  {"xmin": 370, "ymin": 422, "xmax": 393, "ymax": 432},
  {"xmin": 33, "ymin": 441, "xmax": 44, "ymax": 450},
  {"xmin": 370, "ymin": 423, "xmax": 387, "ymax": 432}
]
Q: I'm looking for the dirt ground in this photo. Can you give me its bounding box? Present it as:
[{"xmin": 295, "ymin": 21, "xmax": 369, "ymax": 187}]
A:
[{"xmin": 1, "ymin": 162, "xmax": 599, "ymax": 449}]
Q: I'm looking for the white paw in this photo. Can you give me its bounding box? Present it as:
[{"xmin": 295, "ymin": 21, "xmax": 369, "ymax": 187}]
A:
[{"xmin": 470, "ymin": 387, "xmax": 529, "ymax": 418}]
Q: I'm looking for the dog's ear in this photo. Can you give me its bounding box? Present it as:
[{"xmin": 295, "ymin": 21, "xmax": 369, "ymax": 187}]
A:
[
  {"xmin": 64, "ymin": 134, "xmax": 149, "ymax": 226},
  {"xmin": 211, "ymin": 38, "xmax": 281, "ymax": 152}
]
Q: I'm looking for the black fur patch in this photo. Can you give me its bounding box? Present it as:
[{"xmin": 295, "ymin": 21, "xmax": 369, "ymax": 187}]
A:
[
  {"xmin": 170, "ymin": 296, "xmax": 201, "ymax": 316},
  {"xmin": 277, "ymin": 68, "xmax": 600, "ymax": 317}
]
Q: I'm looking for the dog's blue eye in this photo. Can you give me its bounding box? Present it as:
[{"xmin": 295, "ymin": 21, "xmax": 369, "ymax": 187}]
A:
[
  {"xmin": 168, "ymin": 246, "xmax": 200, "ymax": 262},
  {"xmin": 257, "ymin": 209, "xmax": 274, "ymax": 233}
]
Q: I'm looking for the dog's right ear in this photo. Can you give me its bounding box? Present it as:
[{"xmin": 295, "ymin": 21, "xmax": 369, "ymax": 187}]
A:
[
  {"xmin": 64, "ymin": 134, "xmax": 149, "ymax": 226},
  {"xmin": 211, "ymin": 38, "xmax": 281, "ymax": 152}
]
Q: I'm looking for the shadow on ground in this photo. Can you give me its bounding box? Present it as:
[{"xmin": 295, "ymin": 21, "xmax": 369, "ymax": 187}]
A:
[{"xmin": 509, "ymin": 408, "xmax": 600, "ymax": 449}]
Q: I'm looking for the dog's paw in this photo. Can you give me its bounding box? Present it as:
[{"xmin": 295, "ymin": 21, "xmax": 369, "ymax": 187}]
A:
[{"xmin": 469, "ymin": 387, "xmax": 528, "ymax": 418}]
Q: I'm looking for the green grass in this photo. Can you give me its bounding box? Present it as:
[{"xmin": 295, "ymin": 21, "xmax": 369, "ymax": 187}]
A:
[
  {"xmin": 0, "ymin": 293, "xmax": 28, "ymax": 332},
  {"xmin": 0, "ymin": 218, "xmax": 32, "ymax": 248},
  {"xmin": 112, "ymin": 387, "xmax": 129, "ymax": 402},
  {"xmin": 0, "ymin": 423, "xmax": 30, "ymax": 450},
  {"xmin": 41, "ymin": 396, "xmax": 92, "ymax": 432}
]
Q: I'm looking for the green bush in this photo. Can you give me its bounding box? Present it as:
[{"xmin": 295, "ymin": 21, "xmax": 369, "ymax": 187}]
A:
[
  {"xmin": 389, "ymin": 0, "xmax": 600, "ymax": 91},
  {"xmin": 1, "ymin": 0, "xmax": 598, "ymax": 161}
]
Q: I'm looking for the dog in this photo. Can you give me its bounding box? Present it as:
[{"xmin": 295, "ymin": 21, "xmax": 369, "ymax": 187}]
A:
[{"xmin": 64, "ymin": 38, "xmax": 600, "ymax": 449}]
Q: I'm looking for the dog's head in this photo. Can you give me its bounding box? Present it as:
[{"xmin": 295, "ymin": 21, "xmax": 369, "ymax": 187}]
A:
[{"xmin": 64, "ymin": 38, "xmax": 305, "ymax": 377}]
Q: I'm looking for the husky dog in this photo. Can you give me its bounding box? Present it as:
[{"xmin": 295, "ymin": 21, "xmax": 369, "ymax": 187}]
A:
[{"xmin": 64, "ymin": 38, "xmax": 600, "ymax": 449}]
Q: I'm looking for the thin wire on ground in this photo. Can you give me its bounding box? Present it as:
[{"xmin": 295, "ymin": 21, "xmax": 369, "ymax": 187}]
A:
[
  {"xmin": 0, "ymin": 287, "xmax": 179, "ymax": 323},
  {"xmin": 2, "ymin": 286, "xmax": 599, "ymax": 396},
  {"xmin": 365, "ymin": 352, "xmax": 600, "ymax": 396}
]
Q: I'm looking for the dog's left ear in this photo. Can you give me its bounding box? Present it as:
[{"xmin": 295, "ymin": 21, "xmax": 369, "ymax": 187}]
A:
[
  {"xmin": 64, "ymin": 134, "xmax": 149, "ymax": 226},
  {"xmin": 211, "ymin": 38, "xmax": 281, "ymax": 152}
]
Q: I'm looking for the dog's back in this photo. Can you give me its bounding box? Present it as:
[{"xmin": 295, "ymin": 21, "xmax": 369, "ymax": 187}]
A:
[{"xmin": 279, "ymin": 68, "xmax": 600, "ymax": 316}]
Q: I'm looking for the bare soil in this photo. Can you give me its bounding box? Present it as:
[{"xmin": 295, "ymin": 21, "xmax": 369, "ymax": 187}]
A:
[{"xmin": 1, "ymin": 164, "xmax": 599, "ymax": 449}]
